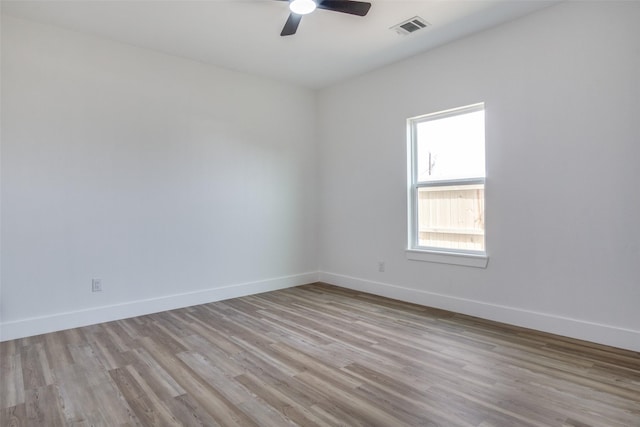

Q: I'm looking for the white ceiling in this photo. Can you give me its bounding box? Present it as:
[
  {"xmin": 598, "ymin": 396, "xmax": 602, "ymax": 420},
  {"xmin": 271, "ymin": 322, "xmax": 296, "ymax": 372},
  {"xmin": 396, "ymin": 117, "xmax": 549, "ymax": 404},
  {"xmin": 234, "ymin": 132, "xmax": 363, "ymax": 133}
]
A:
[{"xmin": 1, "ymin": 0, "xmax": 557, "ymax": 88}]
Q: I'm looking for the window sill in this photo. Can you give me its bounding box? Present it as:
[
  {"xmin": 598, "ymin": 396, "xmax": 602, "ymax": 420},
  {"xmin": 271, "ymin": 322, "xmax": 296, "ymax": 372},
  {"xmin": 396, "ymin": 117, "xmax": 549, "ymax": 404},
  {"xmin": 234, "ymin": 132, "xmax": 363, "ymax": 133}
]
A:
[{"xmin": 405, "ymin": 249, "xmax": 488, "ymax": 268}]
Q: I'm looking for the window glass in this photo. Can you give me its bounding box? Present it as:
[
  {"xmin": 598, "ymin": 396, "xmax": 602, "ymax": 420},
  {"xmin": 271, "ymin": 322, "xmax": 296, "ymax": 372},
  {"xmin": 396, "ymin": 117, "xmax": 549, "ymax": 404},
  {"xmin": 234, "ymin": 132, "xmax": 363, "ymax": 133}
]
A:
[
  {"xmin": 416, "ymin": 110, "xmax": 485, "ymax": 182},
  {"xmin": 409, "ymin": 104, "xmax": 486, "ymax": 255}
]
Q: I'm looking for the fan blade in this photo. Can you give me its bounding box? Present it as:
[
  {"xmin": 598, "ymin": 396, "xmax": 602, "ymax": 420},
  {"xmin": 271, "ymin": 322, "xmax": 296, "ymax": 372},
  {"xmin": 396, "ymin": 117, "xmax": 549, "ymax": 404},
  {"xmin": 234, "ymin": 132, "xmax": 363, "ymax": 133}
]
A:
[
  {"xmin": 281, "ymin": 13, "xmax": 302, "ymax": 36},
  {"xmin": 317, "ymin": 0, "xmax": 371, "ymax": 16}
]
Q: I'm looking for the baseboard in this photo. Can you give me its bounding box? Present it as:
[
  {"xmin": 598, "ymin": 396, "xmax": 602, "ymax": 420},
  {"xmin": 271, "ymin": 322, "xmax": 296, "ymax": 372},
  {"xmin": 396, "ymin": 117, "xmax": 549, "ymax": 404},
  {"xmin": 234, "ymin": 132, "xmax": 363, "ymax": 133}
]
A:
[
  {"xmin": 0, "ymin": 272, "xmax": 319, "ymax": 342},
  {"xmin": 320, "ymin": 272, "xmax": 640, "ymax": 353}
]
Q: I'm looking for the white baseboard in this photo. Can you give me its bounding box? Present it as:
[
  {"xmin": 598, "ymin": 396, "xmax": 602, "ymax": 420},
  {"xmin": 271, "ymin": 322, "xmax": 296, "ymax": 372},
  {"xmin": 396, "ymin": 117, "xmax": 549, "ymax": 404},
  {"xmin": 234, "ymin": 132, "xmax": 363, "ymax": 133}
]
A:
[
  {"xmin": 0, "ymin": 272, "xmax": 319, "ymax": 342},
  {"xmin": 320, "ymin": 272, "xmax": 640, "ymax": 353}
]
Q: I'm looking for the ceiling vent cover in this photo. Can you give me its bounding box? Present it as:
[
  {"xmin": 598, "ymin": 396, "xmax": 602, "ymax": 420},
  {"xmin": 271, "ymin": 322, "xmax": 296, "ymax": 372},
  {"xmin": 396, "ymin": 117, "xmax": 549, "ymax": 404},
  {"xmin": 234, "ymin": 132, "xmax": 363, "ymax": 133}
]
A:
[{"xmin": 390, "ymin": 16, "xmax": 430, "ymax": 35}]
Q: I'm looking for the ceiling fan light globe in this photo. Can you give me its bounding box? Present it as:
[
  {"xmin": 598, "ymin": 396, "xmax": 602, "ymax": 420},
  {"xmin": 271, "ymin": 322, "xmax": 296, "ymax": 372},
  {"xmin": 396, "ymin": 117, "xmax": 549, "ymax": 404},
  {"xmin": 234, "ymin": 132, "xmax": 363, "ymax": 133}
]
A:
[{"xmin": 289, "ymin": 0, "xmax": 316, "ymax": 15}]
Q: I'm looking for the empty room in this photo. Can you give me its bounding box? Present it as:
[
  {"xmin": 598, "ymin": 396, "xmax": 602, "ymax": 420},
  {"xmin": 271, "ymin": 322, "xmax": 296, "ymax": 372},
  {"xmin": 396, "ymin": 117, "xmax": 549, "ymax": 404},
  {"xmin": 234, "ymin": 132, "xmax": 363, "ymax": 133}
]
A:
[{"xmin": 1, "ymin": 0, "xmax": 639, "ymax": 425}]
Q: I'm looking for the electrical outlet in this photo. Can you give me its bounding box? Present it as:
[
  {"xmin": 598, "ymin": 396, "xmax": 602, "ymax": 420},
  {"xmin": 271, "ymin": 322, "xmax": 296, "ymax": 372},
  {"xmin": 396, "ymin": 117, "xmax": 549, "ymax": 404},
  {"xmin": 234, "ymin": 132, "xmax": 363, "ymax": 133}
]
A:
[
  {"xmin": 92, "ymin": 278, "xmax": 102, "ymax": 292},
  {"xmin": 378, "ymin": 261, "xmax": 385, "ymax": 272}
]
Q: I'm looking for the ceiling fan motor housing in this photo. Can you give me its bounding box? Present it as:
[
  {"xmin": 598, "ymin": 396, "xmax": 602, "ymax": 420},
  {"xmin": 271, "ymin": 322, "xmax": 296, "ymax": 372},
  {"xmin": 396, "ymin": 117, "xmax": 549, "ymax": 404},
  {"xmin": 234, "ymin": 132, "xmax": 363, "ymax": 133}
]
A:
[{"xmin": 280, "ymin": 0, "xmax": 372, "ymax": 36}]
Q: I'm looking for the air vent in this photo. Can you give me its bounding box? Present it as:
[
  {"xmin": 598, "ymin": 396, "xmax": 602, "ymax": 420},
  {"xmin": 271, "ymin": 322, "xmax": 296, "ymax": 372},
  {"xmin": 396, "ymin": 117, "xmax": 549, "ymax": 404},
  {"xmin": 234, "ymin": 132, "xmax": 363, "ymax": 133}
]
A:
[{"xmin": 390, "ymin": 16, "xmax": 430, "ymax": 36}]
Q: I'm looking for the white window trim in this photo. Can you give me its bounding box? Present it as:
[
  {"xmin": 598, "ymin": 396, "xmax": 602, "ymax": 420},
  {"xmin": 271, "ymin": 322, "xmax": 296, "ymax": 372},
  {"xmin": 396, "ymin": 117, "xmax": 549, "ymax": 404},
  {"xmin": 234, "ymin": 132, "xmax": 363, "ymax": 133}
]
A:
[
  {"xmin": 406, "ymin": 103, "xmax": 488, "ymax": 268},
  {"xmin": 405, "ymin": 248, "xmax": 488, "ymax": 268}
]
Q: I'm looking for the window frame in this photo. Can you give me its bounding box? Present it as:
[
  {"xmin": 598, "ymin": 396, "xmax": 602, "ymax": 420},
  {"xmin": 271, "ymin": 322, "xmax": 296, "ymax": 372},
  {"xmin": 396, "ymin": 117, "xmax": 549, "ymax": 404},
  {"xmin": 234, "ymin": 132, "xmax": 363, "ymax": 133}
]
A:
[{"xmin": 406, "ymin": 103, "xmax": 488, "ymax": 268}]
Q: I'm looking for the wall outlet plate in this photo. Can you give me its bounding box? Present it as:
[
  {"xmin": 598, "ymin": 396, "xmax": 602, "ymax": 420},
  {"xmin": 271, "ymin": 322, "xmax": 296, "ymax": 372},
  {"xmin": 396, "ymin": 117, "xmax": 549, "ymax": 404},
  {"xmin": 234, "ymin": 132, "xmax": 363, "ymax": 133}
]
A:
[{"xmin": 92, "ymin": 278, "xmax": 102, "ymax": 292}]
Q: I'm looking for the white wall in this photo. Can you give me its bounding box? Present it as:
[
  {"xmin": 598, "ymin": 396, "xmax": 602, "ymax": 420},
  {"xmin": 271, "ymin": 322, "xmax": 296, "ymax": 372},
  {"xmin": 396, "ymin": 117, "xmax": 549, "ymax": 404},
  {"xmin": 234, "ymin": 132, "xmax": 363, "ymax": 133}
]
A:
[
  {"xmin": 317, "ymin": 2, "xmax": 640, "ymax": 351},
  {"xmin": 1, "ymin": 16, "xmax": 318, "ymax": 339}
]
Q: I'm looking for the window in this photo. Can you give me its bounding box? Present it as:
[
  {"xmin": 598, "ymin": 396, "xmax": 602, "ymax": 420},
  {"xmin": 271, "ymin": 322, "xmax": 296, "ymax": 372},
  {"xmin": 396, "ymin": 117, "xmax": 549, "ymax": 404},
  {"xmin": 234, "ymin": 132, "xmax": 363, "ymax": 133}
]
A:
[{"xmin": 407, "ymin": 103, "xmax": 487, "ymax": 267}]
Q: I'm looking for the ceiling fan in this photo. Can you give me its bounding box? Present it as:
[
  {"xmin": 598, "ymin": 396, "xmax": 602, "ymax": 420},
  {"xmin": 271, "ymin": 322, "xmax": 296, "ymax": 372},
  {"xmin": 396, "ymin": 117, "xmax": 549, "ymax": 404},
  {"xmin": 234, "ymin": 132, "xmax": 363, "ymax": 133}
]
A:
[{"xmin": 279, "ymin": 0, "xmax": 372, "ymax": 36}]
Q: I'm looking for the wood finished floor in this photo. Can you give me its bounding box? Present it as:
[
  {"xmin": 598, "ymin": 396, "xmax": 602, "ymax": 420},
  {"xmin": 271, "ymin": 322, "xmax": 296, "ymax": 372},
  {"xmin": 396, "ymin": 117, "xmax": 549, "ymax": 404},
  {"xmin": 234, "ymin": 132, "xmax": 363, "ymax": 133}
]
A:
[{"xmin": 1, "ymin": 283, "xmax": 639, "ymax": 427}]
